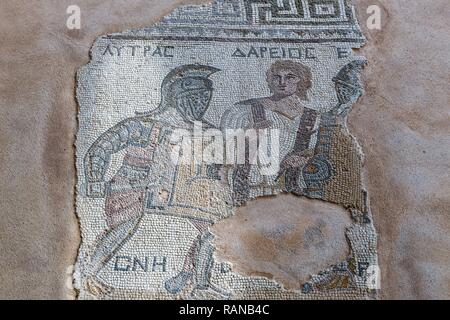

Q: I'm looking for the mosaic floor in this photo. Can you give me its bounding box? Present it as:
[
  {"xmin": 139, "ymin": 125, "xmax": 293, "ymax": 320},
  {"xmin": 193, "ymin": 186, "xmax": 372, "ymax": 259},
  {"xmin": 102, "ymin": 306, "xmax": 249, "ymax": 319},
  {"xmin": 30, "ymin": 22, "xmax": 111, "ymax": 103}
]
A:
[{"xmin": 74, "ymin": 0, "xmax": 379, "ymax": 300}]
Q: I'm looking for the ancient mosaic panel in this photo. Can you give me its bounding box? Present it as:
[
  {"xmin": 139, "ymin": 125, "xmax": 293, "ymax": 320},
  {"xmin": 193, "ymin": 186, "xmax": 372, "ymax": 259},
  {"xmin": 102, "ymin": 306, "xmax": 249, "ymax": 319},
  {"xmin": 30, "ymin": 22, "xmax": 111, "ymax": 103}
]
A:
[{"xmin": 74, "ymin": 0, "xmax": 379, "ymax": 299}]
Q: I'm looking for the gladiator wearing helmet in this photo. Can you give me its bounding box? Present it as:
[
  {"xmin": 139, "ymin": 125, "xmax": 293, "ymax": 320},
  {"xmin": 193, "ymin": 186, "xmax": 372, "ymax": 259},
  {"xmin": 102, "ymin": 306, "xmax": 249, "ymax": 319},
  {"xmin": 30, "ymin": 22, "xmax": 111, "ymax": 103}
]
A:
[
  {"xmin": 83, "ymin": 64, "xmax": 232, "ymax": 297},
  {"xmin": 279, "ymin": 59, "xmax": 369, "ymax": 213},
  {"xmin": 221, "ymin": 59, "xmax": 368, "ymax": 213}
]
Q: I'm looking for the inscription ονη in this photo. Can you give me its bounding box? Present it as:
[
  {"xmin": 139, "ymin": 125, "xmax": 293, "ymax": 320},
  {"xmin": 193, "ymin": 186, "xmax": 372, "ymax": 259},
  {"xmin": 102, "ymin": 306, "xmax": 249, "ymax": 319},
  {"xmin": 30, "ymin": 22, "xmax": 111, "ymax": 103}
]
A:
[{"xmin": 113, "ymin": 255, "xmax": 168, "ymax": 272}]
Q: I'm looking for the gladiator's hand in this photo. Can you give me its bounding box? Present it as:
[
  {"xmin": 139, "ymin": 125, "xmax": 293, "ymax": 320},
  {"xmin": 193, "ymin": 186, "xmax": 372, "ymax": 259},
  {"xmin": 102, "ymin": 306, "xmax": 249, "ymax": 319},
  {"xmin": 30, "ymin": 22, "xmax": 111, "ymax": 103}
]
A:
[
  {"xmin": 276, "ymin": 150, "xmax": 314, "ymax": 182},
  {"xmin": 86, "ymin": 181, "xmax": 106, "ymax": 198},
  {"xmin": 282, "ymin": 154, "xmax": 307, "ymax": 169},
  {"xmin": 281, "ymin": 150, "xmax": 314, "ymax": 169}
]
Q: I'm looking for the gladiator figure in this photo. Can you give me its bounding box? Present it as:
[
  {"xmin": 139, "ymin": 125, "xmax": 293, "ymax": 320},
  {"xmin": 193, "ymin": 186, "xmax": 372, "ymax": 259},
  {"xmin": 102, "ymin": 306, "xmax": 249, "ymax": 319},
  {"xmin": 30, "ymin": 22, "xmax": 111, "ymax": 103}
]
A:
[
  {"xmin": 83, "ymin": 64, "xmax": 232, "ymax": 297},
  {"xmin": 280, "ymin": 60, "xmax": 368, "ymax": 212},
  {"xmin": 221, "ymin": 60, "xmax": 320, "ymax": 205}
]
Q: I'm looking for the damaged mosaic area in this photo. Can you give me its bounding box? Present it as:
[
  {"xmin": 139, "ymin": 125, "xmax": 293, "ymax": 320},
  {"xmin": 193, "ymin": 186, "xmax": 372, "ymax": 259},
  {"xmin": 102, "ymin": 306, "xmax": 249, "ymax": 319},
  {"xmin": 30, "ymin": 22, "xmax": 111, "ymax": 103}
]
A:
[{"xmin": 74, "ymin": 0, "xmax": 379, "ymax": 299}]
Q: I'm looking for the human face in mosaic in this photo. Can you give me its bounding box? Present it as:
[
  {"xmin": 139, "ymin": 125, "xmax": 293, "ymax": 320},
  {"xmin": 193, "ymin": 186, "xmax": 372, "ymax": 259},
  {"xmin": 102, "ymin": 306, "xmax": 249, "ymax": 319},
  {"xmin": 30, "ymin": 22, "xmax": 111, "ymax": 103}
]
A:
[{"xmin": 269, "ymin": 68, "xmax": 302, "ymax": 99}]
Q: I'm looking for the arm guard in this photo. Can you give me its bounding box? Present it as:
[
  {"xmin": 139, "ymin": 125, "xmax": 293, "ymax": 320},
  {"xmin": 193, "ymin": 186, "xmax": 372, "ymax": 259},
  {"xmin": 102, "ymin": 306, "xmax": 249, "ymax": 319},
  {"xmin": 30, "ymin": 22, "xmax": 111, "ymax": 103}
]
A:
[{"xmin": 84, "ymin": 118, "xmax": 150, "ymax": 184}]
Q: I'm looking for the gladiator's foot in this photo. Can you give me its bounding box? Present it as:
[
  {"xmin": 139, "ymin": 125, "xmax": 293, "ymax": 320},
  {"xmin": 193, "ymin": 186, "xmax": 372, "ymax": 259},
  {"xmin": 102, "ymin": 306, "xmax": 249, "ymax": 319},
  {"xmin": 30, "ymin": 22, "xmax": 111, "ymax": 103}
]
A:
[
  {"xmin": 85, "ymin": 276, "xmax": 114, "ymax": 297},
  {"xmin": 188, "ymin": 284, "xmax": 232, "ymax": 300},
  {"xmin": 165, "ymin": 271, "xmax": 193, "ymax": 294}
]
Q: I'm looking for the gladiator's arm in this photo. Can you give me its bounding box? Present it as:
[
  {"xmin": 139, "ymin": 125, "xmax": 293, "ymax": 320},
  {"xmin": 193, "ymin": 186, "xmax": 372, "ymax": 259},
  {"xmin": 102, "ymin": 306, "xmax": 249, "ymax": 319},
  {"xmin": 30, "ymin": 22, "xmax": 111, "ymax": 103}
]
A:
[
  {"xmin": 84, "ymin": 118, "xmax": 149, "ymax": 197},
  {"xmin": 219, "ymin": 104, "xmax": 253, "ymax": 206}
]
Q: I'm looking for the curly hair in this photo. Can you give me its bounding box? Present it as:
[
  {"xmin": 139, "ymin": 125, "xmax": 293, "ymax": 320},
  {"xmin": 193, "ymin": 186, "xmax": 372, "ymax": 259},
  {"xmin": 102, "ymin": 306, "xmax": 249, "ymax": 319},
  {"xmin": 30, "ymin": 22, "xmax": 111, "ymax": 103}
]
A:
[{"xmin": 266, "ymin": 60, "xmax": 313, "ymax": 100}]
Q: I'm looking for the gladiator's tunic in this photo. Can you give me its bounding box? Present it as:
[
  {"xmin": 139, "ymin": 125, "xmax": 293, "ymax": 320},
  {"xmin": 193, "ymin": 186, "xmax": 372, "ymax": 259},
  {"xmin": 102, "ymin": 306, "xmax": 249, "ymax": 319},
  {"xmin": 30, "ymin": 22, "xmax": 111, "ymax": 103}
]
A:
[
  {"xmin": 85, "ymin": 111, "xmax": 232, "ymax": 227},
  {"xmin": 221, "ymin": 96, "xmax": 320, "ymax": 205}
]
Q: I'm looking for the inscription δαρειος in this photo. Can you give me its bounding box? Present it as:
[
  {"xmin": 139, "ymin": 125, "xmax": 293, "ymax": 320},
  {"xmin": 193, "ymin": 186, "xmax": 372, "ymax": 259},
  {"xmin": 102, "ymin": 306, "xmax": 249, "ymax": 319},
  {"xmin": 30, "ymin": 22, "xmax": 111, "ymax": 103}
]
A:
[
  {"xmin": 231, "ymin": 46, "xmax": 352, "ymax": 60},
  {"xmin": 231, "ymin": 46, "xmax": 317, "ymax": 59}
]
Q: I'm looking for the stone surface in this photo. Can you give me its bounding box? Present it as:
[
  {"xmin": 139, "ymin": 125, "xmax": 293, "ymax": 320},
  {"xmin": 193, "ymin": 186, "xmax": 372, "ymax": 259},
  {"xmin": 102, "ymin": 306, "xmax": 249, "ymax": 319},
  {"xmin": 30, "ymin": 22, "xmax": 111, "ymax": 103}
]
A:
[
  {"xmin": 0, "ymin": 0, "xmax": 448, "ymax": 299},
  {"xmin": 353, "ymin": 0, "xmax": 450, "ymax": 299},
  {"xmin": 212, "ymin": 194, "xmax": 353, "ymax": 289}
]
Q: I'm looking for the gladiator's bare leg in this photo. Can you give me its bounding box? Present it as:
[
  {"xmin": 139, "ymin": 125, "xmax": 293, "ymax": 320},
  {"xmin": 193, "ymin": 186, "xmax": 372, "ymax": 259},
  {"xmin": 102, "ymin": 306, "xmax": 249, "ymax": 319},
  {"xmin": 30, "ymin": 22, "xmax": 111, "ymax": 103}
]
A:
[
  {"xmin": 191, "ymin": 229, "xmax": 231, "ymax": 298},
  {"xmin": 193, "ymin": 231, "xmax": 215, "ymax": 289},
  {"xmin": 165, "ymin": 220, "xmax": 230, "ymax": 298},
  {"xmin": 164, "ymin": 220, "xmax": 210, "ymax": 294},
  {"xmin": 85, "ymin": 211, "xmax": 144, "ymax": 295}
]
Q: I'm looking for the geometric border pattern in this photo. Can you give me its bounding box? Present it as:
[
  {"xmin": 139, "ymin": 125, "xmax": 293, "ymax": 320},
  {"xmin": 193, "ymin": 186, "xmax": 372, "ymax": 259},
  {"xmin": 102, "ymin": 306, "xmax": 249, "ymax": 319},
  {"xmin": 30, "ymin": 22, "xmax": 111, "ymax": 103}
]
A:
[{"xmin": 106, "ymin": 0, "xmax": 365, "ymax": 45}]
